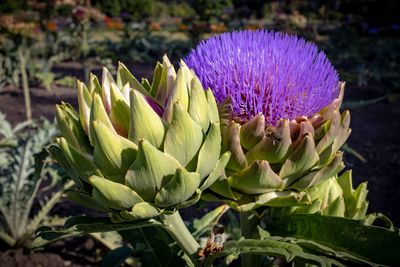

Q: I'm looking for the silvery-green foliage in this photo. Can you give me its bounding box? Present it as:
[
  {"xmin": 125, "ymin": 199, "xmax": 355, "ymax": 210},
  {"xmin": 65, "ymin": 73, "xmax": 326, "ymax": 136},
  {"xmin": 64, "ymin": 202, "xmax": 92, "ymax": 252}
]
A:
[{"xmin": 0, "ymin": 113, "xmax": 69, "ymax": 247}]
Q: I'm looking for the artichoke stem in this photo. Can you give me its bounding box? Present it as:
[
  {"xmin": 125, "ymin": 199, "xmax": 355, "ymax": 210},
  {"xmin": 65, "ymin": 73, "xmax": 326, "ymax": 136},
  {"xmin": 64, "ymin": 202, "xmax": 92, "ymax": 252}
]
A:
[
  {"xmin": 160, "ymin": 211, "xmax": 200, "ymax": 265},
  {"xmin": 240, "ymin": 211, "xmax": 261, "ymax": 267}
]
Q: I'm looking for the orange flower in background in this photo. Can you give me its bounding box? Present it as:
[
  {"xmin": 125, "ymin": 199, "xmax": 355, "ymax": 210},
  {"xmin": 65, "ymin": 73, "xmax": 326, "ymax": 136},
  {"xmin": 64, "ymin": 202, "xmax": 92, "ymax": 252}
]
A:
[
  {"xmin": 210, "ymin": 22, "xmax": 227, "ymax": 33},
  {"xmin": 178, "ymin": 24, "xmax": 189, "ymax": 31},
  {"xmin": 46, "ymin": 21, "xmax": 57, "ymax": 32},
  {"xmin": 244, "ymin": 23, "xmax": 262, "ymax": 31},
  {"xmin": 149, "ymin": 22, "xmax": 161, "ymax": 31},
  {"xmin": 104, "ymin": 16, "xmax": 124, "ymax": 30}
]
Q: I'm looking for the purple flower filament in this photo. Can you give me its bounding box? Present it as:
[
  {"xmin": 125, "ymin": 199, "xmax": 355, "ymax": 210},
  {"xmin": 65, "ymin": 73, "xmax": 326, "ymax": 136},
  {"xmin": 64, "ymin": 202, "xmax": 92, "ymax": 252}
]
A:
[{"xmin": 184, "ymin": 30, "xmax": 339, "ymax": 125}]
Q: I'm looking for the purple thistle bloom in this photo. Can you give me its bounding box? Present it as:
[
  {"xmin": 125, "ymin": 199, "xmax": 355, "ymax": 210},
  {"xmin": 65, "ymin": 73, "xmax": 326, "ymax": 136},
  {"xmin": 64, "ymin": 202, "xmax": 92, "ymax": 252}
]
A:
[{"xmin": 184, "ymin": 30, "xmax": 340, "ymax": 125}]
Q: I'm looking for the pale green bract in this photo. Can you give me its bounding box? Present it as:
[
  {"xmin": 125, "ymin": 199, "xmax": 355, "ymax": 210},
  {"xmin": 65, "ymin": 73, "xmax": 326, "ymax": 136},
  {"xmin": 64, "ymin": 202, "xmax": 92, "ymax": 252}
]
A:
[{"xmin": 51, "ymin": 55, "xmax": 230, "ymax": 222}]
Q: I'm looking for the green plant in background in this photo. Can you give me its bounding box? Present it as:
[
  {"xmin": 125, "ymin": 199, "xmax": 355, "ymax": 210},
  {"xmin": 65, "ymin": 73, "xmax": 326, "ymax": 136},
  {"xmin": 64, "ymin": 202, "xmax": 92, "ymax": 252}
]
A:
[
  {"xmin": 0, "ymin": 113, "xmax": 73, "ymax": 247},
  {"xmin": 192, "ymin": 0, "xmax": 233, "ymax": 22}
]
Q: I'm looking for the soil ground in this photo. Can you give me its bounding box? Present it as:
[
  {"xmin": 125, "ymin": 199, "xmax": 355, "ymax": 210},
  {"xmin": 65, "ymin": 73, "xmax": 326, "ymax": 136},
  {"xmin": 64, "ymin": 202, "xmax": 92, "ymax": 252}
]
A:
[{"xmin": 0, "ymin": 62, "xmax": 399, "ymax": 266}]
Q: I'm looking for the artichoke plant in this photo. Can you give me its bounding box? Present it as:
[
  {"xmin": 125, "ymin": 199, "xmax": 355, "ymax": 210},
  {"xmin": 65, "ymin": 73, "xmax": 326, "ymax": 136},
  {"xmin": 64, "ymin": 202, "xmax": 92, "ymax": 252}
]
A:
[
  {"xmin": 185, "ymin": 30, "xmax": 352, "ymax": 212},
  {"xmin": 51, "ymin": 55, "xmax": 230, "ymax": 222}
]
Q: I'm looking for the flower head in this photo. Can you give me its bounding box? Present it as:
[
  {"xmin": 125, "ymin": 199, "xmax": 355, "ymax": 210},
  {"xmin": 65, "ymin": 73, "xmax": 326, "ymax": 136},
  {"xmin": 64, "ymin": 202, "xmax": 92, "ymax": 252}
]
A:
[{"xmin": 185, "ymin": 30, "xmax": 339, "ymax": 125}]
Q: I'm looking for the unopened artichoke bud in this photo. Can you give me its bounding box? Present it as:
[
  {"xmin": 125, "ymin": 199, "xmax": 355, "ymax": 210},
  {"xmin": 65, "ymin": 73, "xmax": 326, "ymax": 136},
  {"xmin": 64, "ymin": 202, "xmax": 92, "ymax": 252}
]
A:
[
  {"xmin": 50, "ymin": 56, "xmax": 230, "ymax": 222},
  {"xmin": 269, "ymin": 170, "xmax": 369, "ymax": 219},
  {"xmin": 185, "ymin": 30, "xmax": 350, "ymax": 211}
]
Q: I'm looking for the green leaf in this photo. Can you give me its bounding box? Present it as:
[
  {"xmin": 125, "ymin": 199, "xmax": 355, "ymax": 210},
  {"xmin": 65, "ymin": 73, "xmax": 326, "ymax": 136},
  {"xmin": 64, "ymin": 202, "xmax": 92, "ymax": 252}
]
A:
[
  {"xmin": 196, "ymin": 122, "xmax": 221, "ymax": 179},
  {"xmin": 191, "ymin": 205, "xmax": 229, "ymax": 238},
  {"xmin": 164, "ymin": 102, "xmax": 203, "ymax": 167},
  {"xmin": 90, "ymin": 175, "xmax": 144, "ymax": 210},
  {"xmin": 30, "ymin": 216, "xmax": 162, "ymax": 251},
  {"xmin": 128, "ymin": 90, "xmax": 165, "ymax": 148},
  {"xmin": 119, "ymin": 226, "xmax": 186, "ymax": 267},
  {"xmin": 229, "ymin": 160, "xmax": 283, "ymax": 194},
  {"xmin": 101, "ymin": 246, "xmax": 133, "ymax": 267},
  {"xmin": 125, "ymin": 140, "xmax": 181, "ymax": 202},
  {"xmin": 268, "ymin": 236, "xmax": 374, "ymax": 266},
  {"xmin": 66, "ymin": 190, "xmax": 110, "ymax": 212},
  {"xmin": 266, "ymin": 214, "xmax": 400, "ymax": 266},
  {"xmin": 204, "ymin": 239, "xmax": 344, "ymax": 267},
  {"xmin": 155, "ymin": 168, "xmax": 201, "ymax": 208}
]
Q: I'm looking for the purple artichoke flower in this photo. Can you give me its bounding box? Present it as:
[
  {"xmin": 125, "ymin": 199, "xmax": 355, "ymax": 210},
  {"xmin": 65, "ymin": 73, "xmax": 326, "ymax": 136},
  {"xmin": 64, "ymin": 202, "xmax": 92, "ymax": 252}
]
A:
[
  {"xmin": 185, "ymin": 30, "xmax": 339, "ymax": 125},
  {"xmin": 186, "ymin": 30, "xmax": 351, "ymax": 212}
]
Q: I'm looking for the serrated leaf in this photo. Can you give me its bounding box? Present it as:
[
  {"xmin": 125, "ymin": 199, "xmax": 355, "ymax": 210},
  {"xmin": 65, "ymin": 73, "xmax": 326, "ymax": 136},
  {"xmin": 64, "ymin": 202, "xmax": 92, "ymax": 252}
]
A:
[
  {"xmin": 204, "ymin": 239, "xmax": 344, "ymax": 267},
  {"xmin": 30, "ymin": 216, "xmax": 161, "ymax": 251},
  {"xmin": 267, "ymin": 214, "xmax": 400, "ymax": 266}
]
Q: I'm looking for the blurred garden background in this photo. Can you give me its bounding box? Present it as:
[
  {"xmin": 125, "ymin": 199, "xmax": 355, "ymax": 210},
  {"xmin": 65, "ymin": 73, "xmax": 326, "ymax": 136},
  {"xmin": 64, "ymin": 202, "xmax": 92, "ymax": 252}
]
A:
[{"xmin": 0, "ymin": 0, "xmax": 399, "ymax": 266}]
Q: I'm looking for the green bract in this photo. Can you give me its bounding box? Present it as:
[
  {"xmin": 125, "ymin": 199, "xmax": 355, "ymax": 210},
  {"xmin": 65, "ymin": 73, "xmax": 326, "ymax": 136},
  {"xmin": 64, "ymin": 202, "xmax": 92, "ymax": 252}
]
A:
[
  {"xmin": 203, "ymin": 83, "xmax": 352, "ymax": 212},
  {"xmin": 268, "ymin": 170, "xmax": 369, "ymax": 219},
  {"xmin": 51, "ymin": 56, "xmax": 230, "ymax": 222}
]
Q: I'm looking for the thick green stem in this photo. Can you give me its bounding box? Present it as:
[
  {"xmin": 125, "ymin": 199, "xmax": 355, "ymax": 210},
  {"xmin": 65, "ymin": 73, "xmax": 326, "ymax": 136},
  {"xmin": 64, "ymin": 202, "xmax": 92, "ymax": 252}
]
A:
[
  {"xmin": 160, "ymin": 212, "xmax": 200, "ymax": 264},
  {"xmin": 18, "ymin": 49, "xmax": 31, "ymax": 121},
  {"xmin": 240, "ymin": 211, "xmax": 261, "ymax": 267}
]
